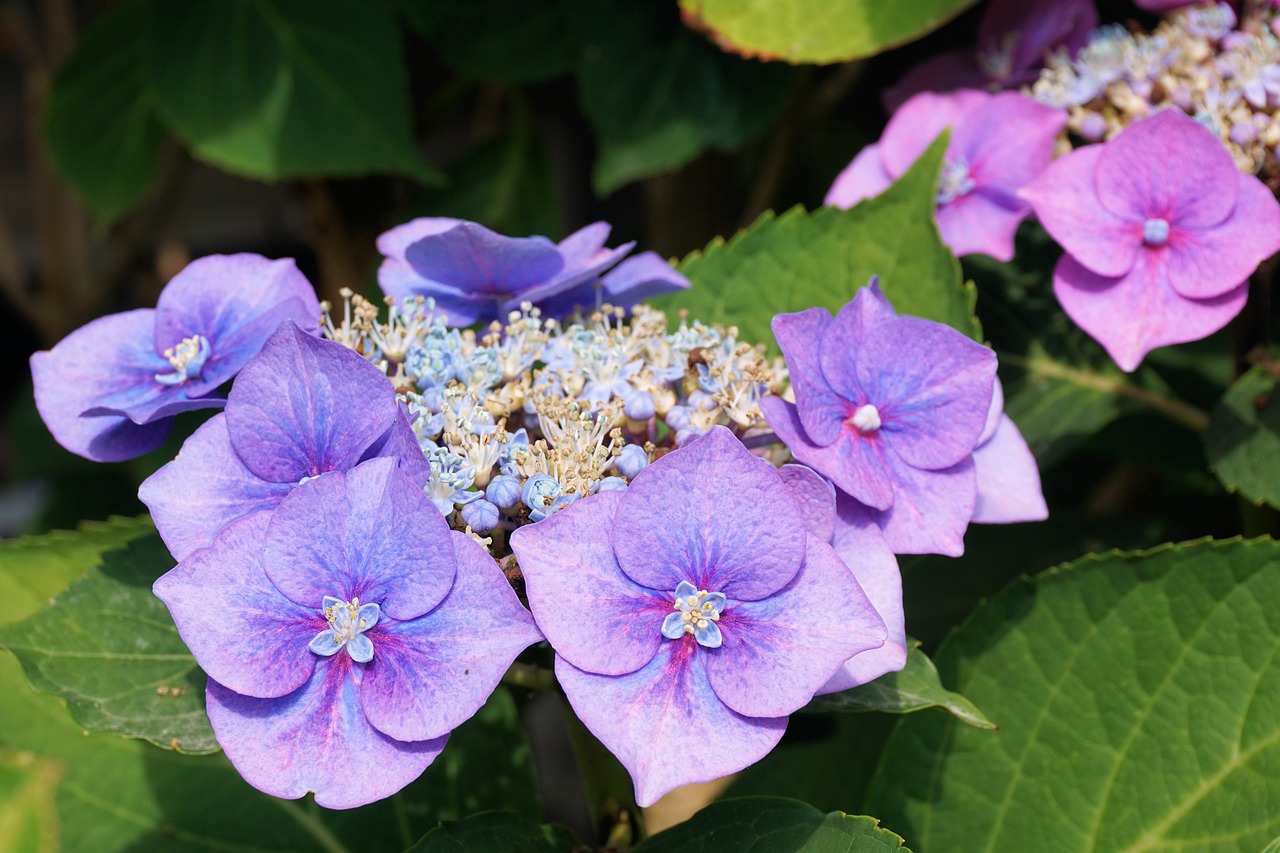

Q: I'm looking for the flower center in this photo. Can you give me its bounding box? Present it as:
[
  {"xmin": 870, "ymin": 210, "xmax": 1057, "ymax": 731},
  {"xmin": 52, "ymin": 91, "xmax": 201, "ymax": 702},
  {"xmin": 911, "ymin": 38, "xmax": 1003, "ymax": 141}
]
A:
[
  {"xmin": 849, "ymin": 403, "xmax": 882, "ymax": 433},
  {"xmin": 660, "ymin": 580, "xmax": 726, "ymax": 649},
  {"xmin": 308, "ymin": 596, "xmax": 380, "ymax": 663},
  {"xmin": 155, "ymin": 334, "xmax": 211, "ymax": 386},
  {"xmin": 1143, "ymin": 217, "xmax": 1170, "ymax": 247},
  {"xmin": 937, "ymin": 156, "xmax": 976, "ymax": 205}
]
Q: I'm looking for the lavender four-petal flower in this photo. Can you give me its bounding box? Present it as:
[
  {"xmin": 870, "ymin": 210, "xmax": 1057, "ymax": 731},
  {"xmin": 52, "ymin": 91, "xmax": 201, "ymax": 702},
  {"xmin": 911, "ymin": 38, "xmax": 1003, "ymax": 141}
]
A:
[
  {"xmin": 1020, "ymin": 109, "xmax": 1280, "ymax": 371},
  {"xmin": 30, "ymin": 254, "xmax": 321, "ymax": 461},
  {"xmin": 377, "ymin": 218, "xmax": 688, "ymax": 325},
  {"xmin": 509, "ymin": 426, "xmax": 887, "ymax": 806},
  {"xmin": 760, "ymin": 282, "xmax": 1046, "ymax": 557},
  {"xmin": 140, "ymin": 321, "xmax": 428, "ymax": 561},
  {"xmin": 825, "ymin": 89, "xmax": 1066, "ymax": 262},
  {"xmin": 154, "ymin": 457, "xmax": 542, "ymax": 809}
]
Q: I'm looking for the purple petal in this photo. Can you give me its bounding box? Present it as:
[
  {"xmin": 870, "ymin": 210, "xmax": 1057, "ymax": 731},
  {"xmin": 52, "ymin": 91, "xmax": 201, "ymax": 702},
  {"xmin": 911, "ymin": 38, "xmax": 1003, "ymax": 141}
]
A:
[
  {"xmin": 979, "ymin": 0, "xmax": 1097, "ymax": 74},
  {"xmin": 153, "ymin": 513, "xmax": 318, "ymax": 698},
  {"xmin": 600, "ymin": 252, "xmax": 691, "ymax": 306},
  {"xmin": 612, "ymin": 427, "xmax": 807, "ymax": 601},
  {"xmin": 978, "ymin": 378, "xmax": 1005, "ymax": 445},
  {"xmin": 375, "ymin": 217, "xmax": 462, "ymax": 300},
  {"xmin": 510, "ymin": 490, "xmax": 667, "ymax": 676},
  {"xmin": 226, "ymin": 322, "xmax": 400, "ymax": 482},
  {"xmin": 1020, "ymin": 145, "xmax": 1142, "ymax": 278},
  {"xmin": 555, "ymin": 643, "xmax": 787, "ymax": 808},
  {"xmin": 959, "ymin": 92, "xmax": 1066, "ymax": 194},
  {"xmin": 936, "ymin": 190, "xmax": 1027, "ymax": 261},
  {"xmin": 972, "ymin": 414, "xmax": 1048, "ymax": 524},
  {"xmin": 139, "ymin": 414, "xmax": 292, "ymax": 561},
  {"xmin": 1165, "ymin": 173, "xmax": 1280, "ymax": 300},
  {"xmin": 555, "ymin": 221, "xmax": 612, "ymax": 265},
  {"xmin": 761, "ymin": 397, "xmax": 895, "ymax": 511},
  {"xmin": 30, "ymin": 309, "xmax": 185, "ymax": 461},
  {"xmin": 777, "ymin": 464, "xmax": 836, "ymax": 542},
  {"xmin": 1095, "ymin": 110, "xmax": 1239, "ymax": 230},
  {"xmin": 358, "ymin": 531, "xmax": 542, "ymax": 742},
  {"xmin": 881, "ymin": 52, "xmax": 988, "ymax": 113},
  {"xmin": 404, "ymin": 221, "xmax": 563, "ymax": 297},
  {"xmin": 1054, "ymin": 252, "xmax": 1249, "ymax": 372},
  {"xmin": 772, "ymin": 307, "xmax": 847, "ymax": 447},
  {"xmin": 821, "ymin": 499, "xmax": 907, "ymax": 692},
  {"xmin": 879, "ymin": 89, "xmax": 990, "ymax": 179},
  {"xmin": 824, "ymin": 144, "xmax": 894, "ymax": 209},
  {"xmin": 207, "ymin": 658, "xmax": 446, "ymax": 810},
  {"xmin": 705, "ymin": 535, "xmax": 885, "ymax": 718},
  {"xmin": 370, "ymin": 406, "xmax": 432, "ymax": 488},
  {"xmin": 153, "ymin": 254, "xmax": 321, "ymax": 395},
  {"xmin": 263, "ymin": 458, "xmax": 455, "ymax": 621},
  {"xmin": 869, "ymin": 456, "xmax": 977, "ymax": 556}
]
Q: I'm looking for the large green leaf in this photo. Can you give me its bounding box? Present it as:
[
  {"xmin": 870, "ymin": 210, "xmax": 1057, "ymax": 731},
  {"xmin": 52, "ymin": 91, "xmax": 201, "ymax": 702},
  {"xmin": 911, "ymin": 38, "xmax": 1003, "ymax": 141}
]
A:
[
  {"xmin": 805, "ymin": 641, "xmax": 994, "ymax": 730},
  {"xmin": 44, "ymin": 0, "xmax": 165, "ymax": 221},
  {"xmin": 407, "ymin": 811, "xmax": 578, "ymax": 853},
  {"xmin": 866, "ymin": 538, "xmax": 1280, "ymax": 852},
  {"xmin": 143, "ymin": 0, "xmax": 436, "ymax": 182},
  {"xmin": 0, "ymin": 533, "xmax": 215, "ymax": 754},
  {"xmin": 658, "ymin": 134, "xmax": 978, "ymax": 350},
  {"xmin": 679, "ymin": 0, "xmax": 979, "ymax": 64},
  {"xmin": 634, "ymin": 797, "xmax": 912, "ymax": 852},
  {"xmin": 0, "ymin": 750, "xmax": 61, "ymax": 853},
  {"xmin": 580, "ymin": 25, "xmax": 793, "ymax": 194},
  {"xmin": 1206, "ymin": 365, "xmax": 1280, "ymax": 509}
]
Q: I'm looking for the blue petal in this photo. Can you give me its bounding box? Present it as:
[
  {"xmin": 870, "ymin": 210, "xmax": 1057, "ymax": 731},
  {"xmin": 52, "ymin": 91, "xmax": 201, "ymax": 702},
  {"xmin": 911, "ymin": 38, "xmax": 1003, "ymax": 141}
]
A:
[
  {"xmin": 309, "ymin": 630, "xmax": 343, "ymax": 656},
  {"xmin": 673, "ymin": 580, "xmax": 698, "ymax": 601},
  {"xmin": 333, "ymin": 607, "xmax": 354, "ymax": 631},
  {"xmin": 357, "ymin": 602, "xmax": 381, "ymax": 632},
  {"xmin": 704, "ymin": 592, "xmax": 728, "ymax": 613},
  {"xmin": 346, "ymin": 633, "xmax": 375, "ymax": 663},
  {"xmin": 694, "ymin": 621, "xmax": 722, "ymax": 649},
  {"xmin": 322, "ymin": 596, "xmax": 343, "ymax": 610},
  {"xmin": 661, "ymin": 611, "xmax": 688, "ymax": 640}
]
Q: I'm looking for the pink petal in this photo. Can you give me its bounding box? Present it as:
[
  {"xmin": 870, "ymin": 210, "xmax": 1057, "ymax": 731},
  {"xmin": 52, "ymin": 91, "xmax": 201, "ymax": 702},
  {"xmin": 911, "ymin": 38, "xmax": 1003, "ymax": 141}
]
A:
[
  {"xmin": 959, "ymin": 92, "xmax": 1066, "ymax": 194},
  {"xmin": 880, "ymin": 89, "xmax": 989, "ymax": 178},
  {"xmin": 1165, "ymin": 172, "xmax": 1280, "ymax": 300},
  {"xmin": 881, "ymin": 52, "xmax": 988, "ymax": 113},
  {"xmin": 972, "ymin": 415, "xmax": 1049, "ymax": 524},
  {"xmin": 936, "ymin": 190, "xmax": 1028, "ymax": 261},
  {"xmin": 1054, "ymin": 252, "xmax": 1250, "ymax": 372},
  {"xmin": 825, "ymin": 144, "xmax": 894, "ymax": 209}
]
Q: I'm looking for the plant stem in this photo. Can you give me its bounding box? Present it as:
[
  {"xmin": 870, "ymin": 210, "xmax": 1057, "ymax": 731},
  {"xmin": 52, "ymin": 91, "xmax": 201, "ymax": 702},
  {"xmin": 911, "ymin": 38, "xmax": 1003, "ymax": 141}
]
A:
[
  {"xmin": 1005, "ymin": 354, "xmax": 1211, "ymax": 433},
  {"xmin": 274, "ymin": 799, "xmax": 352, "ymax": 853},
  {"xmin": 502, "ymin": 661, "xmax": 556, "ymax": 691}
]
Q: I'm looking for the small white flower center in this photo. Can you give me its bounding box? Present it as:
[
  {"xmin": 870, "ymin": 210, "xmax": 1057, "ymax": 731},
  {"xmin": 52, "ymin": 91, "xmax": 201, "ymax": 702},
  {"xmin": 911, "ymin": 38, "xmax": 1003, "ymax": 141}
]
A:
[
  {"xmin": 851, "ymin": 404, "xmax": 882, "ymax": 433},
  {"xmin": 660, "ymin": 581, "xmax": 727, "ymax": 648},
  {"xmin": 936, "ymin": 157, "xmax": 976, "ymax": 205},
  {"xmin": 1143, "ymin": 217, "xmax": 1170, "ymax": 246},
  {"xmin": 155, "ymin": 334, "xmax": 211, "ymax": 386}
]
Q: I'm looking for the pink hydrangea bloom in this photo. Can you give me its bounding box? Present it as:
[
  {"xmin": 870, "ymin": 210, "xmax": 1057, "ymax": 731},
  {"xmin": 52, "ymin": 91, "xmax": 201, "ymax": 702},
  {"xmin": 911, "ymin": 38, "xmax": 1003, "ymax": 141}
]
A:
[
  {"xmin": 1020, "ymin": 109, "xmax": 1280, "ymax": 371},
  {"xmin": 826, "ymin": 90, "xmax": 1066, "ymax": 262}
]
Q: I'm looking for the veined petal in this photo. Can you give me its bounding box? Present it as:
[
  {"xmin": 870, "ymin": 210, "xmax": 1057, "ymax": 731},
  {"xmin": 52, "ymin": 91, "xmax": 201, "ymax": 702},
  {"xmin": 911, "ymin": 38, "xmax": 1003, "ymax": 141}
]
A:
[
  {"xmin": 869, "ymin": 455, "xmax": 977, "ymax": 556},
  {"xmin": 972, "ymin": 414, "xmax": 1049, "ymax": 524},
  {"xmin": 879, "ymin": 89, "xmax": 989, "ymax": 178},
  {"xmin": 778, "ymin": 464, "xmax": 836, "ymax": 542},
  {"xmin": 375, "ymin": 217, "xmax": 462, "ymax": 300},
  {"xmin": 207, "ymin": 658, "xmax": 446, "ymax": 810},
  {"xmin": 824, "ymin": 144, "xmax": 894, "ymax": 209},
  {"xmin": 404, "ymin": 221, "xmax": 563, "ymax": 297},
  {"xmin": 1164, "ymin": 173, "xmax": 1280, "ymax": 300},
  {"xmin": 511, "ymin": 490, "xmax": 668, "ymax": 676},
  {"xmin": 555, "ymin": 644, "xmax": 788, "ymax": 808},
  {"xmin": 773, "ymin": 307, "xmax": 847, "ymax": 447},
  {"xmin": 936, "ymin": 187, "xmax": 1028, "ymax": 262}
]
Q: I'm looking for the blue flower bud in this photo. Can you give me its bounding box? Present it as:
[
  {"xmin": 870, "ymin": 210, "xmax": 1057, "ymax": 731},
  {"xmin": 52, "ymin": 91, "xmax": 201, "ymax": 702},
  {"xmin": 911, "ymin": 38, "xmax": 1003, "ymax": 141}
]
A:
[
  {"xmin": 486, "ymin": 475, "xmax": 524, "ymax": 510},
  {"xmin": 460, "ymin": 498, "xmax": 500, "ymax": 533},
  {"xmin": 522, "ymin": 474, "xmax": 562, "ymax": 513},
  {"xmin": 624, "ymin": 390, "xmax": 656, "ymax": 421},
  {"xmin": 616, "ymin": 444, "xmax": 649, "ymax": 479},
  {"xmin": 594, "ymin": 476, "xmax": 628, "ymax": 493},
  {"xmin": 665, "ymin": 405, "xmax": 692, "ymax": 430}
]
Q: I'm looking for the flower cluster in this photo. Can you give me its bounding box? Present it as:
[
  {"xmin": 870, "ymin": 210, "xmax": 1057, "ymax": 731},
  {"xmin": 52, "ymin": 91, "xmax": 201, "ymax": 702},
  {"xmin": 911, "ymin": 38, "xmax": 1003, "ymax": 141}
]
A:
[{"xmin": 1027, "ymin": 2, "xmax": 1280, "ymax": 178}]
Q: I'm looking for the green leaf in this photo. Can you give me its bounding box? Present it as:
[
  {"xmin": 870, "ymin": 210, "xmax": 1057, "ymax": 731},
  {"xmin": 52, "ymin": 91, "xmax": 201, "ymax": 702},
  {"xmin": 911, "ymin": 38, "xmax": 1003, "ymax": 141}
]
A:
[
  {"xmin": 407, "ymin": 811, "xmax": 578, "ymax": 853},
  {"xmin": 658, "ymin": 133, "xmax": 978, "ymax": 350},
  {"xmin": 634, "ymin": 797, "xmax": 913, "ymax": 852},
  {"xmin": 44, "ymin": 0, "xmax": 165, "ymax": 221},
  {"xmin": 1206, "ymin": 365, "xmax": 1280, "ymax": 509},
  {"xmin": 680, "ymin": 0, "xmax": 978, "ymax": 64},
  {"xmin": 0, "ymin": 750, "xmax": 61, "ymax": 853},
  {"xmin": 143, "ymin": 0, "xmax": 437, "ymax": 182},
  {"xmin": 0, "ymin": 516, "xmax": 155, "ymax": 623},
  {"xmin": 581, "ymin": 26, "xmax": 794, "ymax": 194},
  {"xmin": 866, "ymin": 538, "xmax": 1280, "ymax": 852},
  {"xmin": 1262, "ymin": 838, "xmax": 1280, "ymax": 853},
  {"xmin": 805, "ymin": 641, "xmax": 994, "ymax": 730},
  {"xmin": 0, "ymin": 533, "xmax": 216, "ymax": 754}
]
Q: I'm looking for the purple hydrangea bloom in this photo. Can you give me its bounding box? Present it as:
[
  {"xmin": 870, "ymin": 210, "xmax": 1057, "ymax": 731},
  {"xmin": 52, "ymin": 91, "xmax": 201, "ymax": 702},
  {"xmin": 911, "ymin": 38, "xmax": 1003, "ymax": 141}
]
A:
[
  {"xmin": 140, "ymin": 322, "xmax": 428, "ymax": 561},
  {"xmin": 376, "ymin": 218, "xmax": 689, "ymax": 326},
  {"xmin": 30, "ymin": 254, "xmax": 321, "ymax": 462},
  {"xmin": 826, "ymin": 90, "xmax": 1066, "ymax": 262},
  {"xmin": 884, "ymin": 0, "xmax": 1097, "ymax": 110},
  {"xmin": 760, "ymin": 282, "xmax": 1046, "ymax": 557},
  {"xmin": 509, "ymin": 426, "xmax": 887, "ymax": 806},
  {"xmin": 1020, "ymin": 109, "xmax": 1280, "ymax": 371},
  {"xmin": 153, "ymin": 457, "xmax": 542, "ymax": 808}
]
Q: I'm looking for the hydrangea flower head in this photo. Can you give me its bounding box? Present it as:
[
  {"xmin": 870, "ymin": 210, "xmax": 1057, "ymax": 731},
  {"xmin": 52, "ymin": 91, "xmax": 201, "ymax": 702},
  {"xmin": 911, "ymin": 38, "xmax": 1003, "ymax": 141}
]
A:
[
  {"xmin": 140, "ymin": 321, "xmax": 428, "ymax": 561},
  {"xmin": 826, "ymin": 90, "xmax": 1066, "ymax": 261},
  {"xmin": 885, "ymin": 0, "xmax": 1097, "ymax": 109},
  {"xmin": 376, "ymin": 218, "xmax": 688, "ymax": 326},
  {"xmin": 154, "ymin": 457, "xmax": 542, "ymax": 808},
  {"xmin": 30, "ymin": 254, "xmax": 320, "ymax": 461},
  {"xmin": 509, "ymin": 426, "xmax": 887, "ymax": 806},
  {"xmin": 1020, "ymin": 108, "xmax": 1280, "ymax": 371},
  {"xmin": 760, "ymin": 281, "xmax": 1046, "ymax": 556}
]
